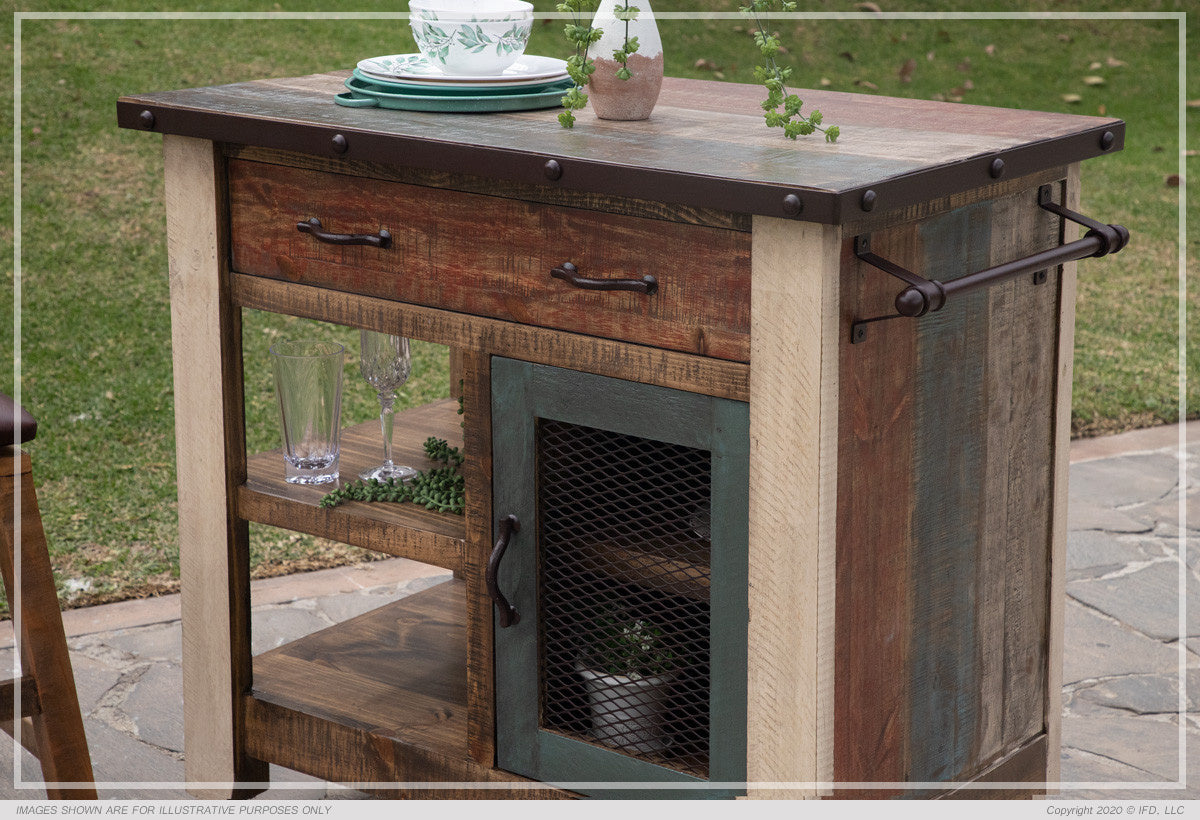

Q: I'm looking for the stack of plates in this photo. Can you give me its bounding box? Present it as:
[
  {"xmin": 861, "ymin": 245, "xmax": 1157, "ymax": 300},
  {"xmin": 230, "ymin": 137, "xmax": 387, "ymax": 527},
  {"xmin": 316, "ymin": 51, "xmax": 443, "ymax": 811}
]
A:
[{"xmin": 335, "ymin": 53, "xmax": 573, "ymax": 112}]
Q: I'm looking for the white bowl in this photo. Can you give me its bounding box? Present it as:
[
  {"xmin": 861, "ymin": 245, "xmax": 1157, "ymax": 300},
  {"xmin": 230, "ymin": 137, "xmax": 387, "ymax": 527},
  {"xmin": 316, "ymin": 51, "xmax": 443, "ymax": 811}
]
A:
[{"xmin": 409, "ymin": 0, "xmax": 534, "ymax": 76}]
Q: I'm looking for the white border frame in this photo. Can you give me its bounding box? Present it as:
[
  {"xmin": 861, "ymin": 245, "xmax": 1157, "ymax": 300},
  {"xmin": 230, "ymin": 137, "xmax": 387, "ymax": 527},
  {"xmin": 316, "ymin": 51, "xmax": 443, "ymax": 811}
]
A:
[{"xmin": 8, "ymin": 7, "xmax": 1189, "ymax": 797}]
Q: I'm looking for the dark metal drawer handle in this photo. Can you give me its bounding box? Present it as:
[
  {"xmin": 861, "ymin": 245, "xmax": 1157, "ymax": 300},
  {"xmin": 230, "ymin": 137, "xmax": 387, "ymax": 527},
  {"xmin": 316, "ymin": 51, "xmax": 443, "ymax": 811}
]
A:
[
  {"xmin": 297, "ymin": 217, "xmax": 392, "ymax": 248},
  {"xmin": 487, "ymin": 514, "xmax": 520, "ymax": 628},
  {"xmin": 551, "ymin": 262, "xmax": 658, "ymax": 295},
  {"xmin": 850, "ymin": 184, "xmax": 1129, "ymax": 343}
]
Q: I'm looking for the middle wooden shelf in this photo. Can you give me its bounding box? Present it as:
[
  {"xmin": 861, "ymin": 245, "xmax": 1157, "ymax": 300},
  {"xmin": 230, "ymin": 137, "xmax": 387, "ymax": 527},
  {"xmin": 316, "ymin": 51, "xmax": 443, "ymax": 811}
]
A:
[{"xmin": 238, "ymin": 398, "xmax": 466, "ymax": 572}]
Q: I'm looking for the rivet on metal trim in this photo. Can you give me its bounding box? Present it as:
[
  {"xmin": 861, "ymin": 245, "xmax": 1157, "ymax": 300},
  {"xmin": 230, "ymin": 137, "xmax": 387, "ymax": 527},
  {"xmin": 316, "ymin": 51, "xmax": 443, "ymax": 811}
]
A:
[
  {"xmin": 331, "ymin": 134, "xmax": 349, "ymax": 154},
  {"xmin": 782, "ymin": 193, "xmax": 803, "ymax": 217},
  {"xmin": 544, "ymin": 159, "xmax": 563, "ymax": 181},
  {"xmin": 1100, "ymin": 130, "xmax": 1115, "ymax": 151},
  {"xmin": 861, "ymin": 189, "xmax": 877, "ymax": 212},
  {"xmin": 139, "ymin": 110, "xmax": 155, "ymax": 129},
  {"xmin": 989, "ymin": 158, "xmax": 1005, "ymax": 179}
]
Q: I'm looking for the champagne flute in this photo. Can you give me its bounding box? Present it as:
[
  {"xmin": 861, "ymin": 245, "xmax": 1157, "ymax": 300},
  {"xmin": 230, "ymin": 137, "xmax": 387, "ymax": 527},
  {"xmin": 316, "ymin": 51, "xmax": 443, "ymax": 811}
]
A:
[{"xmin": 358, "ymin": 330, "xmax": 417, "ymax": 482}]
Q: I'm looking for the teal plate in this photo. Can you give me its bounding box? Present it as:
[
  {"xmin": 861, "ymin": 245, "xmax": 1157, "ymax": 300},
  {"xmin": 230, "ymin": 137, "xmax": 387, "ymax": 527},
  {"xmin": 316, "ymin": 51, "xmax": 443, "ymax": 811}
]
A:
[
  {"xmin": 350, "ymin": 68, "xmax": 569, "ymax": 96},
  {"xmin": 336, "ymin": 75, "xmax": 572, "ymax": 112}
]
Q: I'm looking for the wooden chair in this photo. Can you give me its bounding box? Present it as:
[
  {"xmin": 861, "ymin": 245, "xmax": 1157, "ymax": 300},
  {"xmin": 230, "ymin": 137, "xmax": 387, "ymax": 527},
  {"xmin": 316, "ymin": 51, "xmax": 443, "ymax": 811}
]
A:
[{"xmin": 0, "ymin": 393, "xmax": 96, "ymax": 798}]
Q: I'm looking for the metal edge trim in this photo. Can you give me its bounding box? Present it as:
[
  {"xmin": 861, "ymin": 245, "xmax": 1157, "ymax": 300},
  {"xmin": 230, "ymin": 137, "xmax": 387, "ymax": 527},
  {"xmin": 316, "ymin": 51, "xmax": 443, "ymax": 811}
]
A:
[{"xmin": 118, "ymin": 97, "xmax": 1124, "ymax": 226}]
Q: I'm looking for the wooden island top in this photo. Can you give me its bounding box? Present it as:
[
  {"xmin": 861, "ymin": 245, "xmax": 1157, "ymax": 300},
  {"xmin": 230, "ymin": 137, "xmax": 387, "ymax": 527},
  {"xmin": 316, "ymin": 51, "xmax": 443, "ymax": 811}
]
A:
[{"xmin": 118, "ymin": 71, "xmax": 1123, "ymax": 225}]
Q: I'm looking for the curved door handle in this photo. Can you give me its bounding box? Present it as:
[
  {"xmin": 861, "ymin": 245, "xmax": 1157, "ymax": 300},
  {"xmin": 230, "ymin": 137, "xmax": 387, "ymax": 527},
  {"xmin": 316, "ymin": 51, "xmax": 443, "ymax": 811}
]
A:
[
  {"xmin": 551, "ymin": 262, "xmax": 658, "ymax": 295},
  {"xmin": 487, "ymin": 515, "xmax": 521, "ymax": 628},
  {"xmin": 297, "ymin": 217, "xmax": 392, "ymax": 248}
]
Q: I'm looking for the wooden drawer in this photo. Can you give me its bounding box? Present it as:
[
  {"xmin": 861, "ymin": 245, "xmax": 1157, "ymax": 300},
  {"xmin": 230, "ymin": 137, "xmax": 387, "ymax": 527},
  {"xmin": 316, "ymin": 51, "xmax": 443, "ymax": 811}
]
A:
[{"xmin": 228, "ymin": 160, "xmax": 752, "ymax": 361}]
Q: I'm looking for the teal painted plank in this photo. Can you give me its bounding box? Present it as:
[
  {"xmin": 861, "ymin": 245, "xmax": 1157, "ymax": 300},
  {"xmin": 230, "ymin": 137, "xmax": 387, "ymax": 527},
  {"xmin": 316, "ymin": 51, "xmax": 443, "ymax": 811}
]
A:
[
  {"xmin": 526, "ymin": 362, "xmax": 719, "ymax": 451},
  {"xmin": 707, "ymin": 398, "xmax": 749, "ymax": 789},
  {"xmin": 906, "ymin": 204, "xmax": 991, "ymax": 788},
  {"xmin": 491, "ymin": 357, "xmax": 541, "ymax": 777},
  {"xmin": 536, "ymin": 731, "xmax": 719, "ymax": 800}
]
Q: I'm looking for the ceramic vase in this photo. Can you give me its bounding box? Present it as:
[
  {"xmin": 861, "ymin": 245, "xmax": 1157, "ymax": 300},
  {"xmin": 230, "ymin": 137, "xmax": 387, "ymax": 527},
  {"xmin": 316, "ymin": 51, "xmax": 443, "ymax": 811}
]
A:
[{"xmin": 587, "ymin": 0, "xmax": 663, "ymax": 121}]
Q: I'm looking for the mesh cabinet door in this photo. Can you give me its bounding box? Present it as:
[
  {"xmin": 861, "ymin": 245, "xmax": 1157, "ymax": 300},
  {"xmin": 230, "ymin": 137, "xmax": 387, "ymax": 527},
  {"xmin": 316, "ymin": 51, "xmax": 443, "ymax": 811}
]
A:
[{"xmin": 491, "ymin": 358, "xmax": 748, "ymax": 798}]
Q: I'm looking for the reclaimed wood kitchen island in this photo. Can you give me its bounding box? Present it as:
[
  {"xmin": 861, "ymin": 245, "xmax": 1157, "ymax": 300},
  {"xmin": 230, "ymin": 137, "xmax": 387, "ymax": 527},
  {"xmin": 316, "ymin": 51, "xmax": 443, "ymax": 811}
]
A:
[{"xmin": 118, "ymin": 71, "xmax": 1127, "ymax": 799}]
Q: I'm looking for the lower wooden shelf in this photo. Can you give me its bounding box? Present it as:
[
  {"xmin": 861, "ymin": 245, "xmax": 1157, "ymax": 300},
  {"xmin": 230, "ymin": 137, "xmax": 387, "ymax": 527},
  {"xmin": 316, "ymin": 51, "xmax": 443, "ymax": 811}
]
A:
[
  {"xmin": 244, "ymin": 579, "xmax": 568, "ymax": 798},
  {"xmin": 238, "ymin": 399, "xmax": 466, "ymax": 572}
]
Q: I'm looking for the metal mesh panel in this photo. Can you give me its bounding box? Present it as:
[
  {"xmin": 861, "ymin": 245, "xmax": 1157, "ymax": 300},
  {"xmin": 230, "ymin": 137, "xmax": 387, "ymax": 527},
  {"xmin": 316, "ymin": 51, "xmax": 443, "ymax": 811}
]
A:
[{"xmin": 536, "ymin": 418, "xmax": 712, "ymax": 778}]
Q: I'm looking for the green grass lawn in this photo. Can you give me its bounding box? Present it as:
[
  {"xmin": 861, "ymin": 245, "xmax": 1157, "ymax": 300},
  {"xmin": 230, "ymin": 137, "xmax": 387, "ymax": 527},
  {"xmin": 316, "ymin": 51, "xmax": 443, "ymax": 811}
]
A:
[{"xmin": 2, "ymin": 0, "xmax": 1195, "ymax": 609}]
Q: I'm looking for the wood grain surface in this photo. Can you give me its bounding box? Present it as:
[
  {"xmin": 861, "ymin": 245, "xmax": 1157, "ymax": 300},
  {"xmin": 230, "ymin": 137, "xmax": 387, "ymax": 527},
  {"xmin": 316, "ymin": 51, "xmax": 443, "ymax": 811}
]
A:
[
  {"xmin": 746, "ymin": 216, "xmax": 841, "ymax": 798},
  {"xmin": 225, "ymin": 145, "xmax": 752, "ymax": 233},
  {"xmin": 239, "ymin": 400, "xmax": 465, "ymax": 570},
  {"xmin": 459, "ymin": 349, "xmax": 496, "ymax": 767},
  {"xmin": 936, "ymin": 734, "xmax": 1048, "ymax": 800},
  {"xmin": 833, "ymin": 179, "xmax": 1062, "ymax": 794},
  {"xmin": 232, "ymin": 273, "xmax": 750, "ymax": 402},
  {"xmin": 228, "ymin": 159, "xmax": 752, "ymax": 361},
  {"xmin": 0, "ymin": 448, "xmax": 96, "ymax": 798},
  {"xmin": 163, "ymin": 134, "xmax": 267, "ymax": 798},
  {"xmin": 835, "ymin": 226, "xmax": 917, "ymax": 797},
  {"xmin": 1044, "ymin": 166, "xmax": 1083, "ymax": 785},
  {"xmin": 246, "ymin": 579, "xmax": 571, "ymax": 797},
  {"xmin": 119, "ymin": 73, "xmax": 1122, "ymax": 223}
]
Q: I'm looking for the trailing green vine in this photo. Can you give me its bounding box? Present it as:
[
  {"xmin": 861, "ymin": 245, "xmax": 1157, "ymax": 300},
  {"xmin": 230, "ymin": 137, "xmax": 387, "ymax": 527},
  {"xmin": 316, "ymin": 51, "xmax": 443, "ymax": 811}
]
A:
[
  {"xmin": 556, "ymin": 0, "xmax": 641, "ymax": 127},
  {"xmin": 319, "ymin": 436, "xmax": 465, "ymax": 515},
  {"xmin": 611, "ymin": 4, "xmax": 641, "ymax": 81},
  {"xmin": 741, "ymin": 0, "xmax": 839, "ymax": 142},
  {"xmin": 558, "ymin": 0, "xmax": 602, "ymax": 128}
]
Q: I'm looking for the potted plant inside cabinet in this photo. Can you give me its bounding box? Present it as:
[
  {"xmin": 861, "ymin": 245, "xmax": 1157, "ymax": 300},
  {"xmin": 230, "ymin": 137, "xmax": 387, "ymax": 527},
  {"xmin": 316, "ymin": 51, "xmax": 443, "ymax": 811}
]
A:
[{"xmin": 575, "ymin": 611, "xmax": 679, "ymax": 754}]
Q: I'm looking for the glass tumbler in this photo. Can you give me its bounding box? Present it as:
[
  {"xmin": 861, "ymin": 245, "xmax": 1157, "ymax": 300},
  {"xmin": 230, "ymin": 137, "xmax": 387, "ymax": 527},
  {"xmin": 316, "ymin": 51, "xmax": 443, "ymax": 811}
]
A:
[{"xmin": 270, "ymin": 339, "xmax": 345, "ymax": 485}]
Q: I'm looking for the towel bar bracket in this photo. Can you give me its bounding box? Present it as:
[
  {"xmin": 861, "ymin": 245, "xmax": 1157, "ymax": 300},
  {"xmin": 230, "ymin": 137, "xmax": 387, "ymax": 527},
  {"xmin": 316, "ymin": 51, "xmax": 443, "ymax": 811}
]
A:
[{"xmin": 850, "ymin": 184, "xmax": 1129, "ymax": 343}]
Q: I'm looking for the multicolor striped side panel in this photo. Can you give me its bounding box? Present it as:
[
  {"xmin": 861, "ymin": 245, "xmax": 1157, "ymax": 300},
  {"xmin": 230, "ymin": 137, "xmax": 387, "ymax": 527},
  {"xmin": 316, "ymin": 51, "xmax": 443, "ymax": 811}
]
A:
[{"xmin": 834, "ymin": 179, "xmax": 1062, "ymax": 796}]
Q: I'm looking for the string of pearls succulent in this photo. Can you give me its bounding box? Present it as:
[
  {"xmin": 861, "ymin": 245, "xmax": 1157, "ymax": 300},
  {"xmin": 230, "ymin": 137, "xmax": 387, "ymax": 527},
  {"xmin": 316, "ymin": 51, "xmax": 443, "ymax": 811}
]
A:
[{"xmin": 319, "ymin": 437, "xmax": 466, "ymax": 515}]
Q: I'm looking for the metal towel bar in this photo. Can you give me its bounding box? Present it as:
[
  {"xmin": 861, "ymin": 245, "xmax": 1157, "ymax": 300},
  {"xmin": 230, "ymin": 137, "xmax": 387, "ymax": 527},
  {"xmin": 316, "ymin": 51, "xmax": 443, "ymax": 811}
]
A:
[{"xmin": 851, "ymin": 184, "xmax": 1129, "ymax": 343}]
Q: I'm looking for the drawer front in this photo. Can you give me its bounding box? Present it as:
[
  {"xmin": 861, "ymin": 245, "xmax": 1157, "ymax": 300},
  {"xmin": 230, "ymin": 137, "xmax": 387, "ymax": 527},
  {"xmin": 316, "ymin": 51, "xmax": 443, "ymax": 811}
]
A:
[{"xmin": 228, "ymin": 160, "xmax": 752, "ymax": 361}]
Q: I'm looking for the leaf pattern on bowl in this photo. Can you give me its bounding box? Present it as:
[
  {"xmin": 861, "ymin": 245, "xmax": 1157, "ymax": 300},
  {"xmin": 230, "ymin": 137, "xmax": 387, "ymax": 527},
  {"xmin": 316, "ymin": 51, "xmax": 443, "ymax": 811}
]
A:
[
  {"xmin": 415, "ymin": 21, "xmax": 455, "ymax": 64},
  {"xmin": 456, "ymin": 24, "xmax": 492, "ymax": 54},
  {"xmin": 496, "ymin": 23, "xmax": 532, "ymax": 55},
  {"xmin": 407, "ymin": 8, "xmax": 533, "ymax": 69}
]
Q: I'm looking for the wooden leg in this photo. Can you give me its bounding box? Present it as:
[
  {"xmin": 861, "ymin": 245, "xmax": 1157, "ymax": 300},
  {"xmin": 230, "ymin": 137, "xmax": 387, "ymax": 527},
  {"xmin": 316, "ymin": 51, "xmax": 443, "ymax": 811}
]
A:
[
  {"xmin": 0, "ymin": 448, "xmax": 96, "ymax": 799},
  {"xmin": 746, "ymin": 217, "xmax": 842, "ymax": 798},
  {"xmin": 164, "ymin": 134, "xmax": 267, "ymax": 798},
  {"xmin": 460, "ymin": 349, "xmax": 495, "ymax": 768},
  {"xmin": 1045, "ymin": 165, "xmax": 1082, "ymax": 791}
]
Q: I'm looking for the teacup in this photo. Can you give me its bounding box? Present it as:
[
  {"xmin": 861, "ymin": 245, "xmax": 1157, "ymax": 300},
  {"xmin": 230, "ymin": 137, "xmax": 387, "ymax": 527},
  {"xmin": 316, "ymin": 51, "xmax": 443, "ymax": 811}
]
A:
[{"xmin": 409, "ymin": 0, "xmax": 534, "ymax": 76}]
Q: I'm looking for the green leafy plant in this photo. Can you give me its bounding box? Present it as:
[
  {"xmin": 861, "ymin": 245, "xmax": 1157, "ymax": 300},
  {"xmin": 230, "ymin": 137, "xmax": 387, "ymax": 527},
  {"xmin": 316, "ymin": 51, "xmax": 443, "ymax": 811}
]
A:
[
  {"xmin": 611, "ymin": 4, "xmax": 641, "ymax": 81},
  {"xmin": 558, "ymin": 0, "xmax": 602, "ymax": 128},
  {"xmin": 588, "ymin": 612, "xmax": 676, "ymax": 679},
  {"xmin": 557, "ymin": 0, "xmax": 641, "ymax": 127},
  {"xmin": 740, "ymin": 0, "xmax": 839, "ymax": 142},
  {"xmin": 318, "ymin": 437, "xmax": 465, "ymax": 514}
]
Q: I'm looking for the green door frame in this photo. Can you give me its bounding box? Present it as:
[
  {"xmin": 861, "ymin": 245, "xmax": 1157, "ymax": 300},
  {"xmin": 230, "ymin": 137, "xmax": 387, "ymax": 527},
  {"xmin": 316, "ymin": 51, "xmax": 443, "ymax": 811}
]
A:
[{"xmin": 491, "ymin": 357, "xmax": 749, "ymax": 799}]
